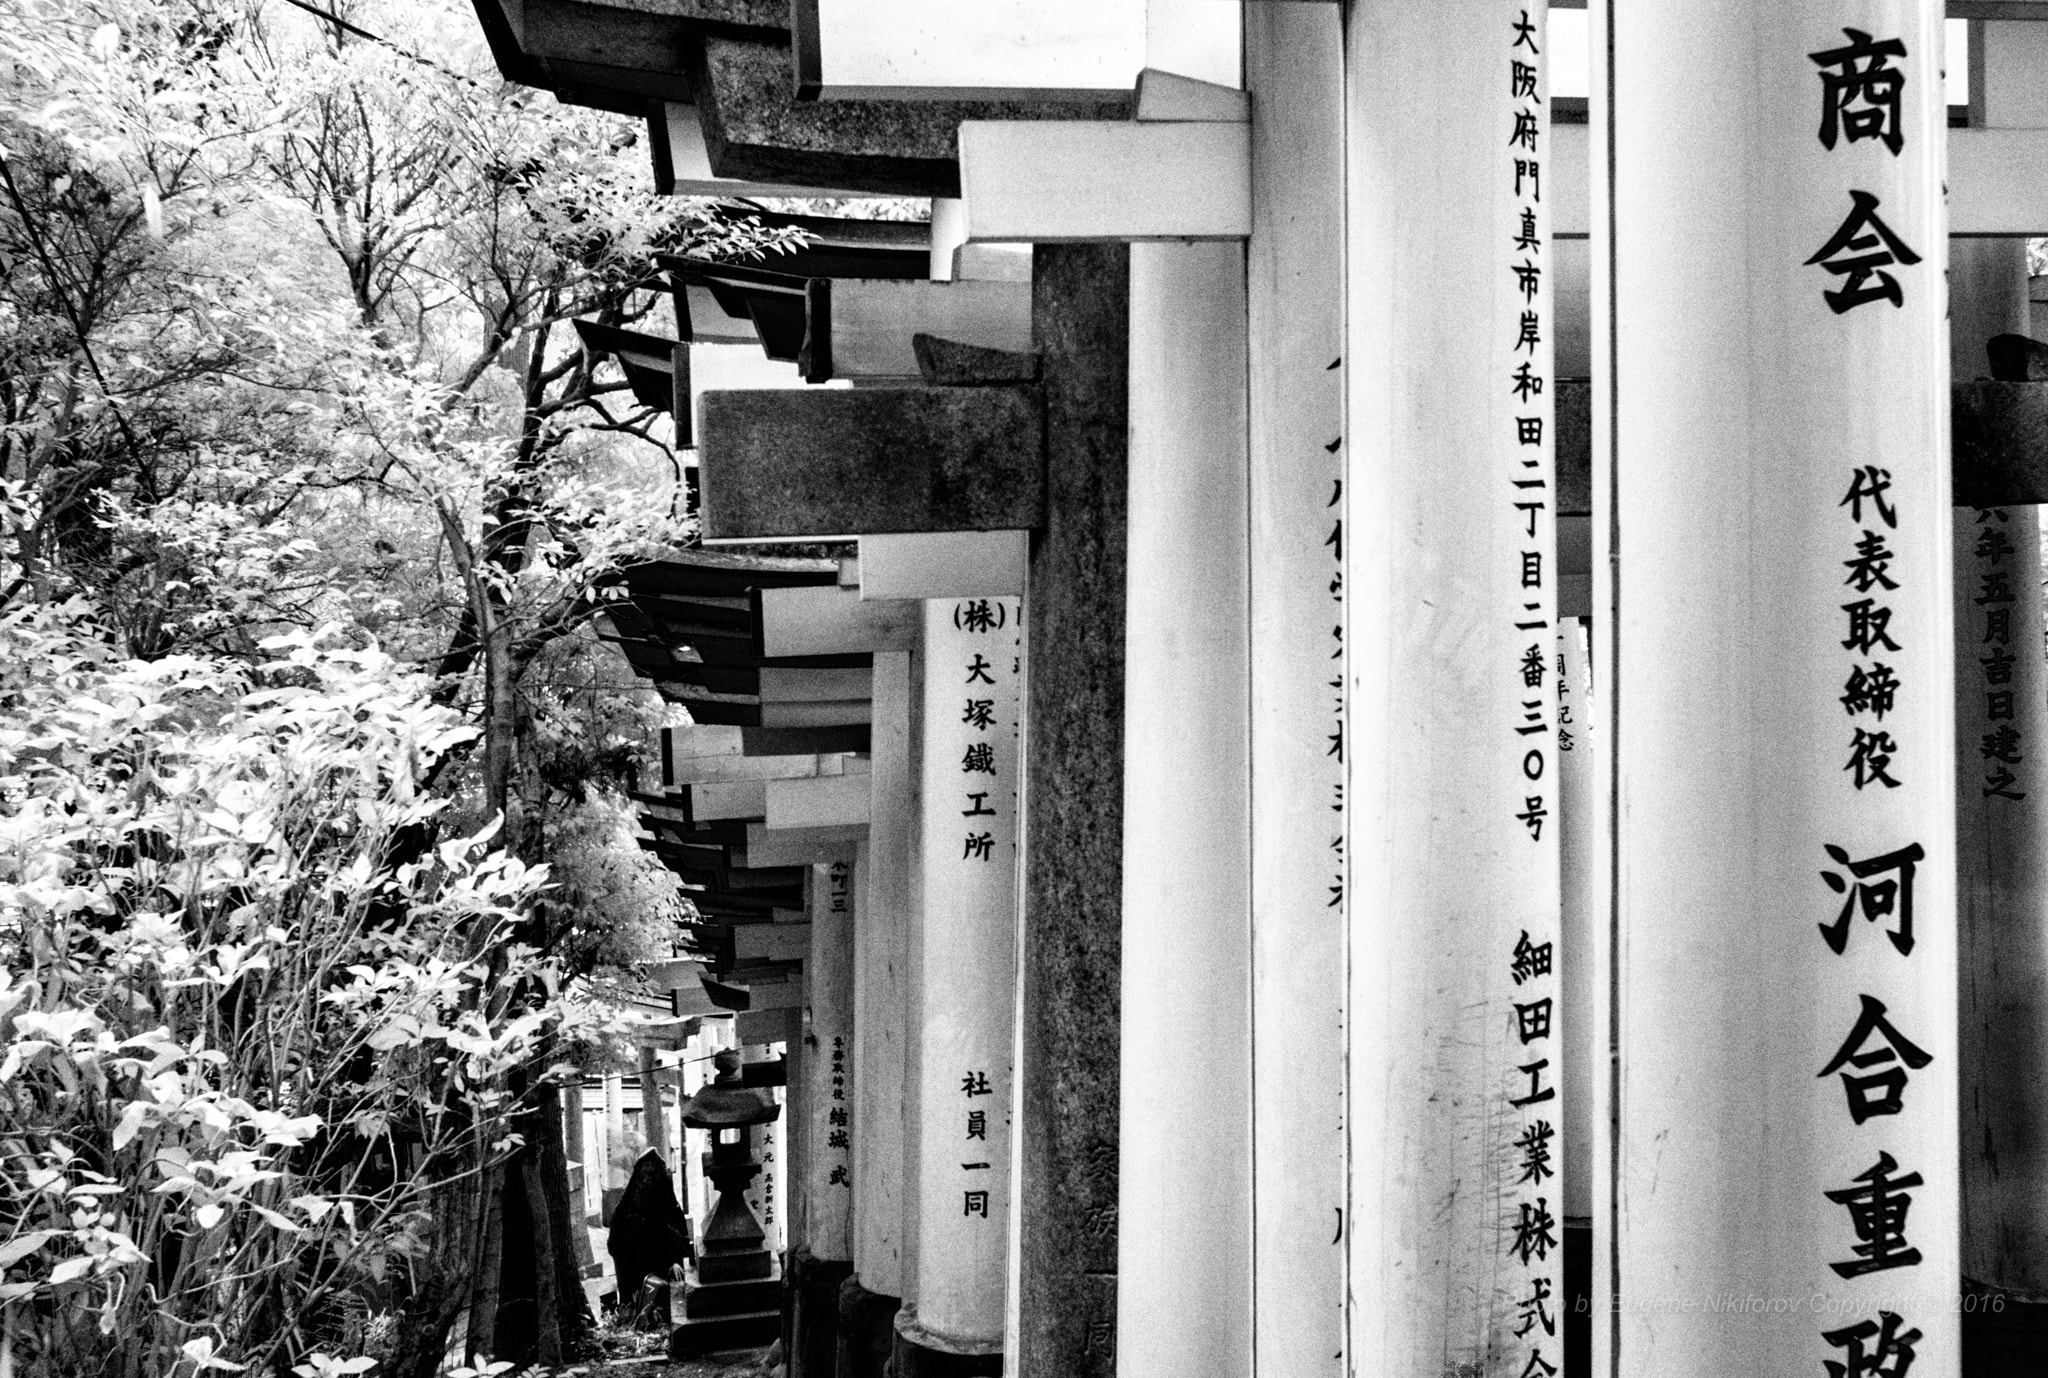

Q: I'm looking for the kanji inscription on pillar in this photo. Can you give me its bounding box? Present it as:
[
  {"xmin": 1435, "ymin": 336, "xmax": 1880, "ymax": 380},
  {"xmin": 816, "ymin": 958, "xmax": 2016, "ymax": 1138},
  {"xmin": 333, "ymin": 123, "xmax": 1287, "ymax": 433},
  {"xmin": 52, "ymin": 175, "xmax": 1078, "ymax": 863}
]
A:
[
  {"xmin": 1500, "ymin": 12, "xmax": 1561, "ymax": 1378},
  {"xmin": 914, "ymin": 595, "xmax": 1022, "ymax": 1340},
  {"xmin": 1608, "ymin": 0, "xmax": 1954, "ymax": 1372}
]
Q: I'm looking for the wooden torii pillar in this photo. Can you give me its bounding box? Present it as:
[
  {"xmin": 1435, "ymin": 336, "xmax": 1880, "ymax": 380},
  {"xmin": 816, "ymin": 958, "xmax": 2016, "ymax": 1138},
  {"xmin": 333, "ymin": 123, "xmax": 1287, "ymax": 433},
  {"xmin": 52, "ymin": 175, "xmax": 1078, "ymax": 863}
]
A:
[
  {"xmin": 1593, "ymin": 4, "xmax": 1958, "ymax": 1375},
  {"xmin": 1345, "ymin": 7, "xmax": 1562, "ymax": 1376}
]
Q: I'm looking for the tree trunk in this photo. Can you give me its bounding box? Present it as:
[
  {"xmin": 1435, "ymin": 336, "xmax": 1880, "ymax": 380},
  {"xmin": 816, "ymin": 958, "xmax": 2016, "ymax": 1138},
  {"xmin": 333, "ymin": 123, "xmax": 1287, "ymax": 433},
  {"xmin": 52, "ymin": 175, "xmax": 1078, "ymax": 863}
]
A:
[
  {"xmin": 537, "ymin": 1075, "xmax": 598, "ymax": 1357},
  {"xmin": 519, "ymin": 1148, "xmax": 567, "ymax": 1367},
  {"xmin": 385, "ymin": 1170, "xmax": 484, "ymax": 1378},
  {"xmin": 466, "ymin": 1161, "xmax": 506, "ymax": 1363}
]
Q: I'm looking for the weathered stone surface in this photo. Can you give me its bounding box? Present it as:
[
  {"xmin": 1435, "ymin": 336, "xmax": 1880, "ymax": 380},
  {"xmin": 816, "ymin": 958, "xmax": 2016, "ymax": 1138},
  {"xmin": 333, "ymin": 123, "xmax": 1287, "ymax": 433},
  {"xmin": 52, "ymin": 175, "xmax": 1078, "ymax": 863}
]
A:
[
  {"xmin": 482, "ymin": 0, "xmax": 695, "ymax": 103},
  {"xmin": 1956, "ymin": 380, "xmax": 2048, "ymax": 507},
  {"xmin": 787, "ymin": 1250, "xmax": 852, "ymax": 1378},
  {"xmin": 835, "ymin": 1275, "xmax": 900, "ymax": 1378},
  {"xmin": 914, "ymin": 334, "xmax": 1041, "ymax": 387},
  {"xmin": 1016, "ymin": 244, "xmax": 1127, "ymax": 1378},
  {"xmin": 693, "ymin": 35, "xmax": 1131, "ymax": 198},
  {"xmin": 698, "ymin": 388, "xmax": 1044, "ymax": 538}
]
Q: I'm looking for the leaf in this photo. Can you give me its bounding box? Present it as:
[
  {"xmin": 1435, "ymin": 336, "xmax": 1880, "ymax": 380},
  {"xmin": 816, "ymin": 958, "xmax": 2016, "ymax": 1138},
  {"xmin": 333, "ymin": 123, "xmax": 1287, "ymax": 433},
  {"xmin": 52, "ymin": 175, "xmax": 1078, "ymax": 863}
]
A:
[
  {"xmin": 47, "ymin": 1255, "xmax": 93, "ymax": 1284},
  {"xmin": 0, "ymin": 1231, "xmax": 53, "ymax": 1269}
]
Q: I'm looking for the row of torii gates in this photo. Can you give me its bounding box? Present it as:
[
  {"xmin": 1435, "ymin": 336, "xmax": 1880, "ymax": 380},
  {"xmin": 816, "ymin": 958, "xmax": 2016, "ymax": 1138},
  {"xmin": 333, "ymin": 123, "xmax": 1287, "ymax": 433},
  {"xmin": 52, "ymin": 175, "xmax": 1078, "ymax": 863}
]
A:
[{"xmin": 477, "ymin": 0, "xmax": 2048, "ymax": 1374}]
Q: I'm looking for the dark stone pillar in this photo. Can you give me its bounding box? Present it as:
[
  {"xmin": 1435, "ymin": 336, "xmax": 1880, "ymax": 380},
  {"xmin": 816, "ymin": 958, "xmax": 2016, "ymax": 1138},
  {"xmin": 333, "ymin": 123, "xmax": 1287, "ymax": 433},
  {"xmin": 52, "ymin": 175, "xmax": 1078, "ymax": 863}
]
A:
[
  {"xmin": 835, "ymin": 1273, "xmax": 900, "ymax": 1378},
  {"xmin": 1014, "ymin": 243, "xmax": 1128, "ymax": 1378},
  {"xmin": 787, "ymin": 1250, "xmax": 852, "ymax": 1378}
]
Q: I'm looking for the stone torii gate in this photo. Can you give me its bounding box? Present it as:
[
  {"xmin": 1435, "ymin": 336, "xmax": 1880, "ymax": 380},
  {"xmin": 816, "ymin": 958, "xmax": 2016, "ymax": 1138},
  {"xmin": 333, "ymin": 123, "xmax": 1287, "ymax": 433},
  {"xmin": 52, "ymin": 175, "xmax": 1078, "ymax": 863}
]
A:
[{"xmin": 469, "ymin": 3, "xmax": 2048, "ymax": 1377}]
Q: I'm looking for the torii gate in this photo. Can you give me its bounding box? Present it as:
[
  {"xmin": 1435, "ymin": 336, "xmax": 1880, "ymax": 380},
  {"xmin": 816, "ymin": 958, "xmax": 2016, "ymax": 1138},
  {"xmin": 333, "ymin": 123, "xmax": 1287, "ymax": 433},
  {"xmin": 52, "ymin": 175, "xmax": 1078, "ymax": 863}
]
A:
[{"xmin": 468, "ymin": 1, "xmax": 2048, "ymax": 1375}]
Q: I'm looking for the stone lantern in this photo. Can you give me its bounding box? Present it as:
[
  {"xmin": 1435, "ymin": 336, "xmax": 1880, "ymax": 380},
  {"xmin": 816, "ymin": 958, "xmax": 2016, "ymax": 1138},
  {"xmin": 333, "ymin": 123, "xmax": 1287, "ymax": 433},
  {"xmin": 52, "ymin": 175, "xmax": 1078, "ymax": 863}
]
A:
[{"xmin": 670, "ymin": 1048, "xmax": 784, "ymax": 1356}]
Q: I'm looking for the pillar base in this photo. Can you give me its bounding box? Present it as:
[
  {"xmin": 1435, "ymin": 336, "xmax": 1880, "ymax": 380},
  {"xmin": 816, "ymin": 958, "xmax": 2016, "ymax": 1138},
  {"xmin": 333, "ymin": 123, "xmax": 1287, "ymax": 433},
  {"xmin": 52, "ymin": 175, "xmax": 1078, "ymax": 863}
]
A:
[
  {"xmin": 892, "ymin": 1307, "xmax": 1002, "ymax": 1378},
  {"xmin": 788, "ymin": 1249, "xmax": 853, "ymax": 1378},
  {"xmin": 1962, "ymin": 1277, "xmax": 2048, "ymax": 1374},
  {"xmin": 1564, "ymin": 1219, "xmax": 1590, "ymax": 1377},
  {"xmin": 835, "ymin": 1273, "xmax": 900, "ymax": 1378},
  {"xmin": 671, "ymin": 1258, "xmax": 782, "ymax": 1358}
]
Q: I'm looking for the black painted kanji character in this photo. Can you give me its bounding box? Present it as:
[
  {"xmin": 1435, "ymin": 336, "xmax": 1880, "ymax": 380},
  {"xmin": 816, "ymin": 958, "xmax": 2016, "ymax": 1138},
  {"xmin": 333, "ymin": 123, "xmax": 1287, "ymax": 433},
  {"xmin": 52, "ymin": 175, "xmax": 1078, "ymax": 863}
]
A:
[
  {"xmin": 1846, "ymin": 727, "xmax": 1901, "ymax": 790},
  {"xmin": 1841, "ymin": 467, "xmax": 1898, "ymax": 528},
  {"xmin": 1822, "ymin": 1309, "xmax": 1921, "ymax": 1378},
  {"xmin": 962, "ymin": 742, "xmax": 996, "ymax": 774},
  {"xmin": 1984, "ymin": 723, "xmax": 2024, "ymax": 765},
  {"xmin": 1509, "ymin": 1197, "xmax": 1557, "ymax": 1264},
  {"xmin": 1824, "ymin": 1153, "xmax": 1925, "ymax": 1277},
  {"xmin": 1818, "ymin": 993, "xmax": 1933, "ymax": 1124},
  {"xmin": 1986, "ymin": 605, "xmax": 2013, "ymax": 646},
  {"xmin": 1511, "ymin": 930, "xmax": 1552, "ymax": 984},
  {"xmin": 1514, "ymin": 997, "xmax": 1552, "ymax": 1044},
  {"xmin": 1820, "ymin": 841, "xmax": 1923, "ymax": 957},
  {"xmin": 1510, "ymin": 1058, "xmax": 1556, "ymax": 1108},
  {"xmin": 963, "ymin": 699, "xmax": 996, "ymax": 730},
  {"xmin": 1976, "ymin": 524, "xmax": 2015, "ymax": 565},
  {"xmin": 1810, "ymin": 28, "xmax": 1908, "ymax": 154},
  {"xmin": 1842, "ymin": 599, "xmax": 1902, "ymax": 655},
  {"xmin": 1843, "ymin": 529, "xmax": 1899, "ymax": 592},
  {"xmin": 1514, "ymin": 1277, "xmax": 1556, "ymax": 1338},
  {"xmin": 1981, "ymin": 647, "xmax": 2016, "ymax": 685},
  {"xmin": 962, "ymin": 1071, "xmax": 993, "ymax": 1097},
  {"xmin": 1806, "ymin": 191, "xmax": 1922, "ymax": 313},
  {"xmin": 1986, "ymin": 767, "xmax": 2028, "ymax": 802},
  {"xmin": 956, "ymin": 599, "xmax": 1004, "ymax": 633},
  {"xmin": 1514, "ymin": 1120, "xmax": 1555, "ymax": 1186},
  {"xmin": 1841, "ymin": 663, "xmax": 1900, "ymax": 719}
]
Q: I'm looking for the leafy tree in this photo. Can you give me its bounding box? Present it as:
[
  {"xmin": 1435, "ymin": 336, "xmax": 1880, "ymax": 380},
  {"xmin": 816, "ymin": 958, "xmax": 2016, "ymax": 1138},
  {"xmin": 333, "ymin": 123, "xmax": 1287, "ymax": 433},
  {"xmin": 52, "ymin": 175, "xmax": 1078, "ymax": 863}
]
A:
[{"xmin": 0, "ymin": 0, "xmax": 795, "ymax": 1368}]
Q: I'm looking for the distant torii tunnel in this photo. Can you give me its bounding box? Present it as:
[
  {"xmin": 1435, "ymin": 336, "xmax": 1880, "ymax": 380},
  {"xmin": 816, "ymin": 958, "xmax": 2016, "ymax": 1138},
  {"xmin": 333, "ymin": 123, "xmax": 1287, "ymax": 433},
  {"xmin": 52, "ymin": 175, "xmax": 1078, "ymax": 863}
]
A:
[{"xmin": 475, "ymin": 2, "xmax": 2048, "ymax": 1375}]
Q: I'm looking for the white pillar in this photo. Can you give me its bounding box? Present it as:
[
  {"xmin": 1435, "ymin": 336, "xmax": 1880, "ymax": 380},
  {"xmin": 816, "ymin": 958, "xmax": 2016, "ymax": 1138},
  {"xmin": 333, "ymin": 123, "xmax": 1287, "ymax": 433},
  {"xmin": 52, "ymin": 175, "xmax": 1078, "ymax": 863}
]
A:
[
  {"xmin": 855, "ymin": 655, "xmax": 914, "ymax": 1301},
  {"xmin": 898, "ymin": 596, "xmax": 1023, "ymax": 1359},
  {"xmin": 1245, "ymin": 9, "xmax": 1347, "ymax": 1376},
  {"xmin": 604, "ymin": 1072, "xmax": 625, "ymax": 1187},
  {"xmin": 1558, "ymin": 617, "xmax": 1596, "ymax": 1364},
  {"xmin": 806, "ymin": 854, "xmax": 858, "ymax": 1264},
  {"xmin": 1118, "ymin": 239, "xmax": 1251, "ymax": 1378},
  {"xmin": 742, "ymin": 1042, "xmax": 784, "ymax": 1256},
  {"xmin": 1347, "ymin": 4, "xmax": 1562, "ymax": 1373},
  {"xmin": 1949, "ymin": 238, "xmax": 2048, "ymax": 1300},
  {"xmin": 1601, "ymin": 2, "xmax": 1957, "ymax": 1371}
]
